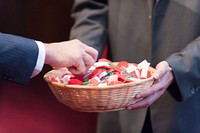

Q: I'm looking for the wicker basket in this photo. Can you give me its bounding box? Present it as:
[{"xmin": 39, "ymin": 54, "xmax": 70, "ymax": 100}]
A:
[{"xmin": 44, "ymin": 63, "xmax": 154, "ymax": 112}]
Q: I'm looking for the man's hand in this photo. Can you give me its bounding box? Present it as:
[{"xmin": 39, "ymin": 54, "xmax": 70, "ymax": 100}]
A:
[
  {"xmin": 127, "ymin": 61, "xmax": 174, "ymax": 110},
  {"xmin": 44, "ymin": 39, "xmax": 98, "ymax": 74}
]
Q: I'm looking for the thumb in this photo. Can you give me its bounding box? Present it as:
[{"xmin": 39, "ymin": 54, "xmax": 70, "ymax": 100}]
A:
[{"xmin": 153, "ymin": 61, "xmax": 172, "ymax": 80}]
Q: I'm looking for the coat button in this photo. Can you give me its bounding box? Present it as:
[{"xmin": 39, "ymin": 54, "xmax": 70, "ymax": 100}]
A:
[
  {"xmin": 195, "ymin": 86, "xmax": 199, "ymax": 92},
  {"xmin": 148, "ymin": 15, "xmax": 152, "ymax": 19},
  {"xmin": 191, "ymin": 88, "xmax": 195, "ymax": 94}
]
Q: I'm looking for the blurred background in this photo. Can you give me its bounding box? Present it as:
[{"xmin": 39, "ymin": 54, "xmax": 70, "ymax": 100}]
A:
[{"xmin": 0, "ymin": 0, "xmax": 97, "ymax": 133}]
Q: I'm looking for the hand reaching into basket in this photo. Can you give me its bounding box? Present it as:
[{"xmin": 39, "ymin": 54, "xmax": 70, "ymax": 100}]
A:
[
  {"xmin": 126, "ymin": 61, "xmax": 174, "ymax": 110},
  {"xmin": 44, "ymin": 39, "xmax": 98, "ymax": 75}
]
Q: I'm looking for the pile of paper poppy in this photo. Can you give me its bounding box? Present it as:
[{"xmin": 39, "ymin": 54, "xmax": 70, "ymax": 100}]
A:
[{"xmin": 50, "ymin": 58, "xmax": 152, "ymax": 86}]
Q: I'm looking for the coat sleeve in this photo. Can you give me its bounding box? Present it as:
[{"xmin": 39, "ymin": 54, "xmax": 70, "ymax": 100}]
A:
[
  {"xmin": 0, "ymin": 32, "xmax": 39, "ymax": 85},
  {"xmin": 70, "ymin": 0, "xmax": 108, "ymax": 58},
  {"xmin": 166, "ymin": 36, "xmax": 200, "ymax": 101}
]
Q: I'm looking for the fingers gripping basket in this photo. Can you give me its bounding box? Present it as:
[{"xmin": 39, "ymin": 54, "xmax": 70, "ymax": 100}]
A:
[{"xmin": 44, "ymin": 63, "xmax": 154, "ymax": 112}]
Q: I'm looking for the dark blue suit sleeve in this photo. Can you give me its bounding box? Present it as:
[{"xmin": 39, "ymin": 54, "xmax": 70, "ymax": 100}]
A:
[{"xmin": 0, "ymin": 33, "xmax": 39, "ymax": 85}]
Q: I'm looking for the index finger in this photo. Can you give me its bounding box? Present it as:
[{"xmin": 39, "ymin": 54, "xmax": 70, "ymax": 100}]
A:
[{"xmin": 82, "ymin": 44, "xmax": 98, "ymax": 62}]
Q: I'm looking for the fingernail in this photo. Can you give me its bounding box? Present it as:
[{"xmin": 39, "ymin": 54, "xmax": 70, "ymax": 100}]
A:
[
  {"xmin": 127, "ymin": 106, "xmax": 132, "ymax": 110},
  {"xmin": 135, "ymin": 94, "xmax": 142, "ymax": 99}
]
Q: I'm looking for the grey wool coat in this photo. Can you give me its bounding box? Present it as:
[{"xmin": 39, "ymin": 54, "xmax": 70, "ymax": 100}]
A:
[{"xmin": 70, "ymin": 0, "xmax": 200, "ymax": 133}]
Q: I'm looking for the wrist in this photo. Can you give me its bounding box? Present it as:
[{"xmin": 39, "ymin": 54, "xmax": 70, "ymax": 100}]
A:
[{"xmin": 44, "ymin": 43, "xmax": 51, "ymax": 65}]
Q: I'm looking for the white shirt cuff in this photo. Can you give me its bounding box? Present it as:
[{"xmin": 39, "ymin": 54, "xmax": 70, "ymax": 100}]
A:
[{"xmin": 31, "ymin": 41, "xmax": 46, "ymax": 78}]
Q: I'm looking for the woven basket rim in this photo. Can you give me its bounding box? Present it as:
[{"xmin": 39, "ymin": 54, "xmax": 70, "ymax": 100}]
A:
[
  {"xmin": 44, "ymin": 73, "xmax": 154, "ymax": 90},
  {"xmin": 43, "ymin": 62, "xmax": 155, "ymax": 90}
]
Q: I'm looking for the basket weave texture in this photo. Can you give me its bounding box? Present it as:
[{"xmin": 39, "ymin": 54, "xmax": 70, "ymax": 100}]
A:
[{"xmin": 44, "ymin": 63, "xmax": 154, "ymax": 112}]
